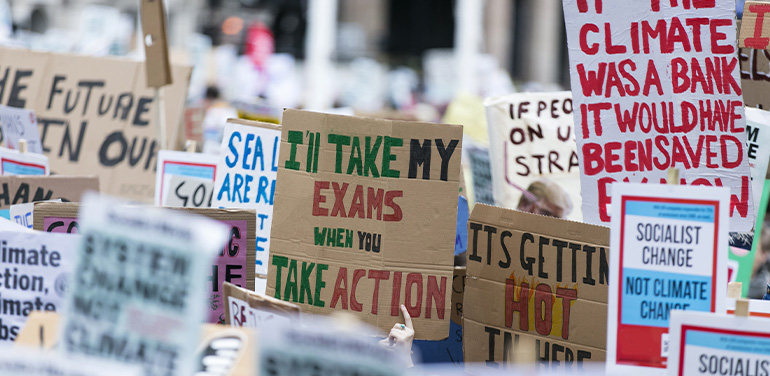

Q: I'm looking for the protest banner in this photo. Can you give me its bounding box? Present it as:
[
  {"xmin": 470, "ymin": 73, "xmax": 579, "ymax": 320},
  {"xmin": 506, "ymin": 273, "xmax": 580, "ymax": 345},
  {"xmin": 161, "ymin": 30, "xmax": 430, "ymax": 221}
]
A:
[
  {"xmin": 59, "ymin": 193, "xmax": 229, "ymax": 376},
  {"xmin": 0, "ymin": 216, "xmax": 31, "ymax": 232},
  {"xmin": 0, "ymin": 348, "xmax": 141, "ymax": 376},
  {"xmin": 0, "ymin": 106, "xmax": 42, "ymax": 154},
  {"xmin": 223, "ymin": 281, "xmax": 299, "ymax": 328},
  {"xmin": 32, "ymin": 202, "xmax": 257, "ymax": 323},
  {"xmin": 213, "ymin": 118, "xmax": 280, "ymax": 275},
  {"xmin": 464, "ymin": 204, "xmax": 610, "ymax": 369},
  {"xmin": 194, "ymin": 324, "xmax": 257, "ymax": 376},
  {"xmin": 607, "ymin": 183, "xmax": 729, "ymax": 374},
  {"xmin": 563, "ymin": 0, "xmax": 755, "ymax": 231},
  {"xmin": 0, "ymin": 147, "xmax": 48, "ymax": 176},
  {"xmin": 739, "ymin": 2, "xmax": 770, "ymax": 50},
  {"xmin": 0, "ymin": 175, "xmax": 98, "ymax": 219},
  {"xmin": 0, "ymin": 231, "xmax": 78, "ymax": 347},
  {"xmin": 268, "ymin": 110, "xmax": 462, "ymax": 340},
  {"xmin": 259, "ymin": 315, "xmax": 408, "ymax": 375},
  {"xmin": 0, "ymin": 47, "xmax": 191, "ymax": 203},
  {"xmin": 485, "ymin": 92, "xmax": 581, "ymax": 221},
  {"xmin": 667, "ymin": 310, "xmax": 770, "ymax": 376},
  {"xmin": 154, "ymin": 150, "xmax": 217, "ymax": 207}
]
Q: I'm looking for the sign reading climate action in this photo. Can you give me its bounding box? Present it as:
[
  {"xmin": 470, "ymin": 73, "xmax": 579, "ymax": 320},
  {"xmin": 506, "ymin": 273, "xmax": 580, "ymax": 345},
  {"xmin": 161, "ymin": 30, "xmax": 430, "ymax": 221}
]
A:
[
  {"xmin": 608, "ymin": 183, "xmax": 728, "ymax": 374},
  {"xmin": 268, "ymin": 110, "xmax": 462, "ymax": 340},
  {"xmin": 0, "ymin": 231, "xmax": 77, "ymax": 346},
  {"xmin": 668, "ymin": 311, "xmax": 770, "ymax": 376},
  {"xmin": 464, "ymin": 204, "xmax": 610, "ymax": 369},
  {"xmin": 60, "ymin": 194, "xmax": 228, "ymax": 376},
  {"xmin": 562, "ymin": 0, "xmax": 755, "ymax": 232}
]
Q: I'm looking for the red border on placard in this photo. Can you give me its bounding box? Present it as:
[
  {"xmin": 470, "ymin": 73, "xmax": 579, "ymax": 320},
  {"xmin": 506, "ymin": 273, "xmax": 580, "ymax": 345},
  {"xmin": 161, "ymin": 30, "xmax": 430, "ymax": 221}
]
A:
[
  {"xmin": 159, "ymin": 161, "xmax": 217, "ymax": 204},
  {"xmin": 677, "ymin": 325, "xmax": 770, "ymax": 376},
  {"xmin": 616, "ymin": 196, "xmax": 720, "ymax": 368},
  {"xmin": 1, "ymin": 157, "xmax": 46, "ymax": 174}
]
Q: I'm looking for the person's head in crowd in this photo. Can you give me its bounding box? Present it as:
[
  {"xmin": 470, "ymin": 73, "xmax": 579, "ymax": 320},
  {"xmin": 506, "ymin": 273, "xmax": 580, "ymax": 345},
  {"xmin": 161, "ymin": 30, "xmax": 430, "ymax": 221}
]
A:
[{"xmin": 517, "ymin": 180, "xmax": 573, "ymax": 218}]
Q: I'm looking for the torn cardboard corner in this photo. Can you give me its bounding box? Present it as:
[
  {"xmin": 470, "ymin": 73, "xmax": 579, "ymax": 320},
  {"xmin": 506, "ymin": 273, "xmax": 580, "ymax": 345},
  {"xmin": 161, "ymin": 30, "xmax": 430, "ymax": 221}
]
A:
[
  {"xmin": 223, "ymin": 282, "xmax": 300, "ymax": 327},
  {"xmin": 464, "ymin": 204, "xmax": 610, "ymax": 367},
  {"xmin": 268, "ymin": 109, "xmax": 463, "ymax": 340},
  {"xmin": 740, "ymin": 1, "xmax": 770, "ymax": 50}
]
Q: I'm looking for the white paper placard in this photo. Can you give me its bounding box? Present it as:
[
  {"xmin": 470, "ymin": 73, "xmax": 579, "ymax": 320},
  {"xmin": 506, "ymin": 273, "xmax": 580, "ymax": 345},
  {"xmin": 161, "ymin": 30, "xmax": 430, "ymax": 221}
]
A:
[
  {"xmin": 0, "ymin": 230, "xmax": 78, "ymax": 347},
  {"xmin": 485, "ymin": 91, "xmax": 582, "ymax": 220},
  {"xmin": 0, "ymin": 106, "xmax": 42, "ymax": 154},
  {"xmin": 154, "ymin": 150, "xmax": 218, "ymax": 207},
  {"xmin": 59, "ymin": 193, "xmax": 229, "ymax": 376},
  {"xmin": 745, "ymin": 107, "xmax": 770, "ymax": 213},
  {"xmin": 668, "ymin": 310, "xmax": 770, "ymax": 376},
  {"xmin": 607, "ymin": 182, "xmax": 729, "ymax": 374},
  {"xmin": 563, "ymin": 0, "xmax": 755, "ymax": 231},
  {"xmin": 0, "ymin": 147, "xmax": 48, "ymax": 176},
  {"xmin": 213, "ymin": 119, "xmax": 280, "ymax": 275}
]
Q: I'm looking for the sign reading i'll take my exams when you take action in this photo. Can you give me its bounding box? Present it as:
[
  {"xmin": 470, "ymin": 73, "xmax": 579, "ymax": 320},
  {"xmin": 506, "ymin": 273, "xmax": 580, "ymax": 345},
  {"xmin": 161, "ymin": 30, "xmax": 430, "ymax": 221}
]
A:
[{"xmin": 268, "ymin": 110, "xmax": 462, "ymax": 340}]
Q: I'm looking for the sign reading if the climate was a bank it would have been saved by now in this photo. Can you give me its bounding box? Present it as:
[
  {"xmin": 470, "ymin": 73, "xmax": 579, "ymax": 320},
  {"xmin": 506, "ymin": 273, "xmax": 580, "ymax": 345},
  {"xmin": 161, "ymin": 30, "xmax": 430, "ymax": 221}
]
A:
[
  {"xmin": 562, "ymin": 0, "xmax": 755, "ymax": 232},
  {"xmin": 607, "ymin": 183, "xmax": 729, "ymax": 375},
  {"xmin": 268, "ymin": 110, "xmax": 462, "ymax": 340}
]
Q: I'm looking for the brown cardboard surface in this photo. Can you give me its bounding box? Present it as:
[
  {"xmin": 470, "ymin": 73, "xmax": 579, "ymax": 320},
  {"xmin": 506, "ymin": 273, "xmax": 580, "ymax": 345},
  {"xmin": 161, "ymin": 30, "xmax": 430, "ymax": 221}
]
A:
[
  {"xmin": 223, "ymin": 282, "xmax": 300, "ymax": 326},
  {"xmin": 194, "ymin": 324, "xmax": 258, "ymax": 375},
  {"xmin": 0, "ymin": 175, "xmax": 97, "ymax": 212},
  {"xmin": 464, "ymin": 204, "xmax": 610, "ymax": 367},
  {"xmin": 140, "ymin": 0, "xmax": 172, "ymax": 87},
  {"xmin": 740, "ymin": 2, "xmax": 770, "ymax": 49},
  {"xmin": 14, "ymin": 311, "xmax": 60, "ymax": 350},
  {"xmin": 0, "ymin": 47, "xmax": 191, "ymax": 203},
  {"xmin": 451, "ymin": 266, "xmax": 465, "ymax": 326},
  {"xmin": 267, "ymin": 109, "xmax": 463, "ymax": 340},
  {"xmin": 739, "ymin": 19, "xmax": 770, "ymax": 111}
]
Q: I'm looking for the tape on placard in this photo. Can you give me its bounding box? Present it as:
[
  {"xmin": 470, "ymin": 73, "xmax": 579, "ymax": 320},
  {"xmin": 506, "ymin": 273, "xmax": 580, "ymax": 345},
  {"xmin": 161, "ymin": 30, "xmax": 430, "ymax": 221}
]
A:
[
  {"xmin": 736, "ymin": 299, "xmax": 750, "ymax": 317},
  {"xmin": 728, "ymin": 282, "xmax": 743, "ymax": 299}
]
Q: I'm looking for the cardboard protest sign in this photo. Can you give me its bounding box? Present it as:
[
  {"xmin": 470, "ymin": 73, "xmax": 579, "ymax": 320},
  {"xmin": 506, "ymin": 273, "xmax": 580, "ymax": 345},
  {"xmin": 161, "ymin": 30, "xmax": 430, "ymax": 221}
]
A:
[
  {"xmin": 259, "ymin": 316, "xmax": 408, "ymax": 375},
  {"xmin": 213, "ymin": 119, "xmax": 280, "ymax": 275},
  {"xmin": 223, "ymin": 282, "xmax": 299, "ymax": 328},
  {"xmin": 667, "ymin": 310, "xmax": 770, "ymax": 376},
  {"xmin": 0, "ymin": 106, "xmax": 42, "ymax": 154},
  {"xmin": 464, "ymin": 204, "xmax": 610, "ymax": 369},
  {"xmin": 466, "ymin": 141, "xmax": 494, "ymax": 205},
  {"xmin": 485, "ymin": 92, "xmax": 581, "ymax": 221},
  {"xmin": 155, "ymin": 150, "xmax": 217, "ymax": 207},
  {"xmin": 607, "ymin": 183, "xmax": 729, "ymax": 374},
  {"xmin": 0, "ymin": 175, "xmax": 98, "ymax": 219},
  {"xmin": 268, "ymin": 110, "xmax": 462, "ymax": 340},
  {"xmin": 194, "ymin": 324, "xmax": 257, "ymax": 376},
  {"xmin": 32, "ymin": 202, "xmax": 257, "ymax": 324},
  {"xmin": 59, "ymin": 193, "xmax": 229, "ymax": 376},
  {"xmin": 0, "ymin": 147, "xmax": 48, "ymax": 176},
  {"xmin": 563, "ymin": 0, "xmax": 755, "ymax": 231},
  {"xmin": 0, "ymin": 231, "xmax": 78, "ymax": 347},
  {"xmin": 740, "ymin": 2, "xmax": 770, "ymax": 50},
  {"xmin": 0, "ymin": 47, "xmax": 191, "ymax": 203},
  {"xmin": 740, "ymin": 42, "xmax": 770, "ymax": 110},
  {"xmin": 413, "ymin": 266, "xmax": 466, "ymax": 365}
]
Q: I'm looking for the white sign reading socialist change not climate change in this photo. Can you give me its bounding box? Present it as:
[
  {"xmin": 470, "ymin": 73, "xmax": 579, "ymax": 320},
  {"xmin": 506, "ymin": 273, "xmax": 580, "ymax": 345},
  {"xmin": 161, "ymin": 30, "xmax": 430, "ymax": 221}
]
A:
[
  {"xmin": 608, "ymin": 183, "xmax": 728, "ymax": 374},
  {"xmin": 213, "ymin": 119, "xmax": 280, "ymax": 275}
]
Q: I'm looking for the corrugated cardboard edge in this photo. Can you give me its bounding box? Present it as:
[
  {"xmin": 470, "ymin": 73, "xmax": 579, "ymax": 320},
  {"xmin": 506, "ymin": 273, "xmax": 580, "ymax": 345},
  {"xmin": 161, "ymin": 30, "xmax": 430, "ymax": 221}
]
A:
[
  {"xmin": 469, "ymin": 204, "xmax": 610, "ymax": 246},
  {"xmin": 32, "ymin": 201, "xmax": 79, "ymax": 231},
  {"xmin": 226, "ymin": 118, "xmax": 282, "ymax": 131},
  {"xmin": 223, "ymin": 281, "xmax": 301, "ymax": 326}
]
